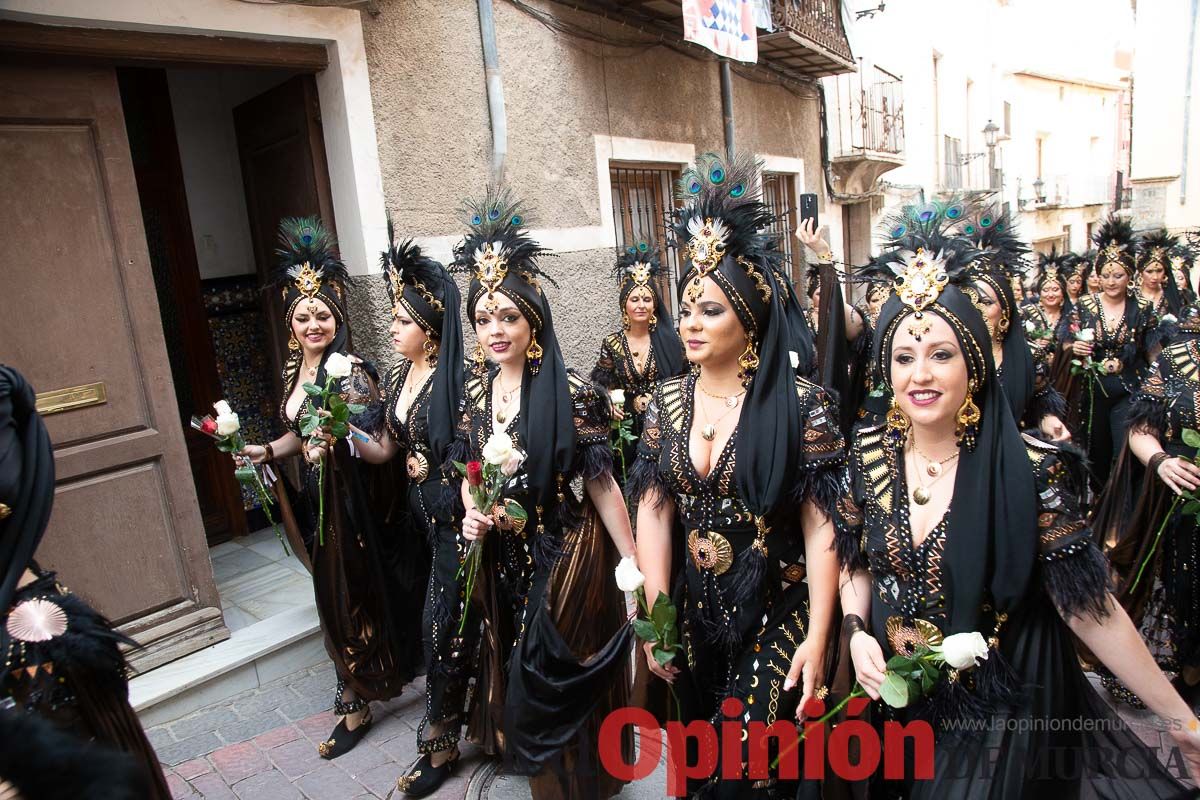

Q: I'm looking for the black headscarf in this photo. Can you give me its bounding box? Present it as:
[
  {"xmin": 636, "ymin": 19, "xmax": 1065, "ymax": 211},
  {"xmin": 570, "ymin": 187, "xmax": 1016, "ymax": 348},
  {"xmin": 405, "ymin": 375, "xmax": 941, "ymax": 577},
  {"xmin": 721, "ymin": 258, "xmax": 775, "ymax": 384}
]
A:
[
  {"xmin": 453, "ymin": 189, "xmax": 573, "ymax": 513},
  {"xmin": 613, "ymin": 242, "xmax": 685, "ymax": 378},
  {"xmin": 971, "ymin": 270, "xmax": 1036, "ymax": 423},
  {"xmin": 1139, "ymin": 229, "xmax": 1185, "ymax": 316},
  {"xmin": 382, "ymin": 222, "xmax": 464, "ymax": 463},
  {"xmin": 272, "ymin": 217, "xmax": 353, "ymax": 398},
  {"xmin": 0, "ymin": 366, "xmax": 56, "ymax": 656},
  {"xmin": 671, "ymin": 153, "xmax": 805, "ymax": 516},
  {"xmin": 870, "ymin": 270, "xmax": 1039, "ymax": 635}
]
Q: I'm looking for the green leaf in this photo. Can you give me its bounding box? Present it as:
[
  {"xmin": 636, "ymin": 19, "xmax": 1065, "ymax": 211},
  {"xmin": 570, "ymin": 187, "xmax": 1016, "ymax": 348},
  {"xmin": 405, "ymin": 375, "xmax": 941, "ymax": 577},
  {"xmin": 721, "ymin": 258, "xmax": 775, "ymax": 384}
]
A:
[
  {"xmin": 300, "ymin": 417, "xmax": 320, "ymax": 437},
  {"xmin": 327, "ymin": 394, "xmax": 346, "ymax": 410},
  {"xmin": 502, "ymin": 500, "xmax": 528, "ymax": 521},
  {"xmin": 1184, "ymin": 429, "xmax": 1200, "ymax": 449},
  {"xmin": 346, "ymin": 403, "xmax": 366, "ymax": 415},
  {"xmin": 330, "ymin": 422, "xmax": 349, "ymax": 439},
  {"xmin": 651, "ymin": 594, "xmax": 677, "ymax": 630},
  {"xmin": 453, "ymin": 461, "xmax": 468, "ymax": 478},
  {"xmin": 653, "ymin": 648, "xmax": 678, "ymax": 668},
  {"xmin": 332, "ymin": 404, "xmax": 350, "ymax": 422},
  {"xmin": 879, "ymin": 672, "xmax": 910, "ymax": 708},
  {"xmin": 632, "ymin": 618, "xmax": 660, "ymax": 642},
  {"xmin": 661, "ymin": 624, "xmax": 678, "ymax": 649},
  {"xmin": 885, "ymin": 654, "xmax": 916, "ymax": 671},
  {"xmin": 302, "ymin": 383, "xmax": 323, "ymax": 396},
  {"xmin": 1183, "ymin": 501, "xmax": 1200, "ymax": 515}
]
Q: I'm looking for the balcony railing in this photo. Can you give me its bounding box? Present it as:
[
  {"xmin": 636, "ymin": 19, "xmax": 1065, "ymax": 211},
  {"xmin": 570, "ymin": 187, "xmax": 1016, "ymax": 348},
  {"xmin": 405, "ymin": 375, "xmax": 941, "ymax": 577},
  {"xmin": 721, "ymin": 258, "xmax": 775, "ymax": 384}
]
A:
[
  {"xmin": 1020, "ymin": 174, "xmax": 1111, "ymax": 208},
  {"xmin": 769, "ymin": 0, "xmax": 855, "ymax": 65},
  {"xmin": 942, "ymin": 152, "xmax": 1002, "ymax": 193},
  {"xmin": 829, "ymin": 69, "xmax": 904, "ymax": 157}
]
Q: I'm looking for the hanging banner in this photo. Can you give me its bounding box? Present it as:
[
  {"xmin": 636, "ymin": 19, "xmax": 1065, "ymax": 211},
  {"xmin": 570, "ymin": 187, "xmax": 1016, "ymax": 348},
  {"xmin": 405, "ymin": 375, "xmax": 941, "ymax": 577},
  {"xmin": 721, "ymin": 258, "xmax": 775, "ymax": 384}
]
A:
[{"xmin": 682, "ymin": 0, "xmax": 759, "ymax": 63}]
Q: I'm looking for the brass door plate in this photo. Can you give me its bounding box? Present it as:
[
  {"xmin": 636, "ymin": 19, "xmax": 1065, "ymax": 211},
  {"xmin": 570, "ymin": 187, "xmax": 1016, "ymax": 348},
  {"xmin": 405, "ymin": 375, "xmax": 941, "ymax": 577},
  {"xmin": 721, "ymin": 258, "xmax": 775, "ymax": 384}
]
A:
[{"xmin": 36, "ymin": 382, "xmax": 107, "ymax": 416}]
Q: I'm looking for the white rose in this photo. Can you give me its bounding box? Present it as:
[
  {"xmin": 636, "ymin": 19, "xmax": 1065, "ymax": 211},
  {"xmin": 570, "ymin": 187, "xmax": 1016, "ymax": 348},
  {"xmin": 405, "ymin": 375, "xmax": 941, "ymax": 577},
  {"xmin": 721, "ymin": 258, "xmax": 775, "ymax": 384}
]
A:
[
  {"xmin": 614, "ymin": 555, "xmax": 645, "ymax": 593},
  {"xmin": 482, "ymin": 432, "xmax": 515, "ymax": 466},
  {"xmin": 939, "ymin": 631, "xmax": 990, "ymax": 670},
  {"xmin": 609, "ymin": 389, "xmax": 626, "ymax": 406},
  {"xmin": 1024, "ymin": 319, "xmax": 1036, "ymax": 333},
  {"xmin": 1075, "ymin": 328, "xmax": 1095, "ymax": 342},
  {"xmin": 215, "ymin": 412, "xmax": 240, "ymax": 437},
  {"xmin": 1162, "ymin": 314, "xmax": 1179, "ymax": 325},
  {"xmin": 789, "ymin": 350, "xmax": 800, "ymax": 369},
  {"xmin": 325, "ymin": 352, "xmax": 353, "ymax": 379},
  {"xmin": 500, "ymin": 448, "xmax": 526, "ymax": 477},
  {"xmin": 213, "ymin": 400, "xmax": 233, "ymax": 417}
]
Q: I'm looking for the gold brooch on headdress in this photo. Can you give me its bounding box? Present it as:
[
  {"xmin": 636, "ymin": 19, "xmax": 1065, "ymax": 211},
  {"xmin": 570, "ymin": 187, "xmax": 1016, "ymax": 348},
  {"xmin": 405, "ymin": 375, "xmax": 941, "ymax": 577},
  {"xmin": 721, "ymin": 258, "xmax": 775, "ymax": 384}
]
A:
[
  {"xmin": 888, "ymin": 248, "xmax": 948, "ymax": 313},
  {"xmin": 1171, "ymin": 254, "xmax": 1187, "ymax": 270},
  {"xmin": 685, "ymin": 217, "xmax": 730, "ymax": 302},
  {"xmin": 1102, "ymin": 241, "xmax": 1124, "ymax": 266},
  {"xmin": 626, "ymin": 262, "xmax": 652, "ymax": 288},
  {"xmin": 1046, "ymin": 266, "xmax": 1060, "ymax": 282},
  {"xmin": 474, "ymin": 241, "xmax": 509, "ymax": 313},
  {"xmin": 1147, "ymin": 246, "xmax": 1168, "ymax": 270},
  {"xmin": 738, "ymin": 257, "xmax": 773, "ymax": 304},
  {"xmin": 289, "ymin": 262, "xmax": 322, "ymax": 301}
]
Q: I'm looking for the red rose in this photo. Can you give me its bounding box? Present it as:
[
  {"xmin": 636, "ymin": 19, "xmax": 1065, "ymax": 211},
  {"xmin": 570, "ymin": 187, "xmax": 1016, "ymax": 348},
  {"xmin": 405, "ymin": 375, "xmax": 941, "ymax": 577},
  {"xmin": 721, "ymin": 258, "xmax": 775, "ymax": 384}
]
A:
[
  {"xmin": 200, "ymin": 417, "xmax": 218, "ymax": 435},
  {"xmin": 466, "ymin": 461, "xmax": 484, "ymax": 487}
]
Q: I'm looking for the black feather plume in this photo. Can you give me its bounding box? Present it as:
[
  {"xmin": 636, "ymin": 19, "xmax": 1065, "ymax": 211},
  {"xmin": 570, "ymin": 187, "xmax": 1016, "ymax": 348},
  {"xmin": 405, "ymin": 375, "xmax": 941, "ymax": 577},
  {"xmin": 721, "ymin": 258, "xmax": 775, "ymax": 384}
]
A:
[
  {"xmin": 272, "ymin": 216, "xmax": 350, "ymax": 290},
  {"xmin": 450, "ymin": 187, "xmax": 557, "ymax": 287}
]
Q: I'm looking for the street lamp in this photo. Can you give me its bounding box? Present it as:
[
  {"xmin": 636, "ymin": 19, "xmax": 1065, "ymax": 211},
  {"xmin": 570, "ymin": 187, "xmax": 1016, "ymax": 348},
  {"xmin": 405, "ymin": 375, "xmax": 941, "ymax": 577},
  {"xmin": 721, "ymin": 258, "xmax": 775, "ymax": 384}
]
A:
[
  {"xmin": 1032, "ymin": 177, "xmax": 1045, "ymax": 203},
  {"xmin": 983, "ymin": 119, "xmax": 999, "ymax": 149},
  {"xmin": 983, "ymin": 119, "xmax": 1000, "ymax": 190}
]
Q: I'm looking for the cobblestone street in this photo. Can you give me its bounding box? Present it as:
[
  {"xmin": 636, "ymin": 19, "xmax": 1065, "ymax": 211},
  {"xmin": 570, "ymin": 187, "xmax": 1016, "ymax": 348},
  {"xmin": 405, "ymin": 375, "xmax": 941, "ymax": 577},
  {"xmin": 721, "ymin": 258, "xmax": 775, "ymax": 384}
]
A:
[{"xmin": 148, "ymin": 662, "xmax": 1187, "ymax": 799}]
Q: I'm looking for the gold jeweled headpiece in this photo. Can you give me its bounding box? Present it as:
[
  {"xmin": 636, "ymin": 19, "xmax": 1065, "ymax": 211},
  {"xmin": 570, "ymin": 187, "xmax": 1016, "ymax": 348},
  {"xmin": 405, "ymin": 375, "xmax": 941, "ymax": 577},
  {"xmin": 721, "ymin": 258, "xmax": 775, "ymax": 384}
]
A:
[
  {"xmin": 626, "ymin": 262, "xmax": 652, "ymax": 288},
  {"xmin": 288, "ymin": 262, "xmax": 321, "ymax": 301},
  {"xmin": 685, "ymin": 216, "xmax": 731, "ymax": 302},
  {"xmin": 473, "ymin": 241, "xmax": 509, "ymax": 313},
  {"xmin": 888, "ymin": 248, "xmax": 949, "ymax": 341},
  {"xmin": 1146, "ymin": 246, "xmax": 1168, "ymax": 270}
]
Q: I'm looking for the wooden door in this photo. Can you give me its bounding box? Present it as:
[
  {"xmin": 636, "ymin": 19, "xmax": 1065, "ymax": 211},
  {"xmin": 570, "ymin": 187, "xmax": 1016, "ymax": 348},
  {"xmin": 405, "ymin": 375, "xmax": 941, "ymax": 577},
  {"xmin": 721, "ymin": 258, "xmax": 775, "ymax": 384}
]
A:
[
  {"xmin": 0, "ymin": 64, "xmax": 228, "ymax": 672},
  {"xmin": 234, "ymin": 74, "xmax": 337, "ymax": 390},
  {"xmin": 119, "ymin": 67, "xmax": 248, "ymax": 547}
]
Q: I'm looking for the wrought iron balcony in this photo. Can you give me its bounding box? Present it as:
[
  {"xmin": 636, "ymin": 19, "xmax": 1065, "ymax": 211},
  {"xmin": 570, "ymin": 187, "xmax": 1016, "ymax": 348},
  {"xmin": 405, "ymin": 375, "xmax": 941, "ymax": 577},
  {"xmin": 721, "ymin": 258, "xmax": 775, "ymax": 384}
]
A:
[
  {"xmin": 566, "ymin": 0, "xmax": 855, "ymax": 81},
  {"xmin": 827, "ymin": 65, "xmax": 903, "ymax": 195}
]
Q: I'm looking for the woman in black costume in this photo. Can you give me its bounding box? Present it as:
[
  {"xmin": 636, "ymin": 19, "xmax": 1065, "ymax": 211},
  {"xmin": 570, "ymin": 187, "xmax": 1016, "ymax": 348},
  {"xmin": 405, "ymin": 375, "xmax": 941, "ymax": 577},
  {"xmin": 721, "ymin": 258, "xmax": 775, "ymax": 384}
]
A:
[
  {"xmin": 1092, "ymin": 307, "xmax": 1200, "ymax": 710},
  {"xmin": 833, "ymin": 212, "xmax": 1200, "ymax": 796},
  {"xmin": 1066, "ymin": 216, "xmax": 1160, "ymax": 491},
  {"xmin": 590, "ymin": 242, "xmax": 686, "ymax": 482},
  {"xmin": 452, "ymin": 190, "xmax": 638, "ymax": 800},
  {"xmin": 0, "ymin": 364, "xmax": 170, "ymax": 799},
  {"xmin": 326, "ymin": 226, "xmax": 466, "ymax": 795},
  {"xmin": 240, "ymin": 218, "xmax": 422, "ymax": 758},
  {"xmin": 632, "ymin": 154, "xmax": 845, "ymax": 798}
]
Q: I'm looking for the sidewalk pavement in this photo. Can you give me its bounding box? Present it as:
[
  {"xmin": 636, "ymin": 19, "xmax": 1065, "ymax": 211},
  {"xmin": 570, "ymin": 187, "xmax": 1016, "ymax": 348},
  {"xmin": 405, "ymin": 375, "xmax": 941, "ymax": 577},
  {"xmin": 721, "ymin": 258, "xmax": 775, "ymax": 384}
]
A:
[{"xmin": 147, "ymin": 663, "xmax": 1183, "ymax": 799}]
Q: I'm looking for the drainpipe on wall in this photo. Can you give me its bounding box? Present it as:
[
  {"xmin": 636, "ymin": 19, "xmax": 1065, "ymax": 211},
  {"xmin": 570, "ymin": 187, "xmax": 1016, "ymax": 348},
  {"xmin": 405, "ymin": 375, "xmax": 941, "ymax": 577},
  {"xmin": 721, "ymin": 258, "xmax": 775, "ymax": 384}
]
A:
[
  {"xmin": 1181, "ymin": 0, "xmax": 1198, "ymax": 205},
  {"xmin": 720, "ymin": 59, "xmax": 736, "ymax": 157},
  {"xmin": 478, "ymin": 0, "xmax": 507, "ymax": 185}
]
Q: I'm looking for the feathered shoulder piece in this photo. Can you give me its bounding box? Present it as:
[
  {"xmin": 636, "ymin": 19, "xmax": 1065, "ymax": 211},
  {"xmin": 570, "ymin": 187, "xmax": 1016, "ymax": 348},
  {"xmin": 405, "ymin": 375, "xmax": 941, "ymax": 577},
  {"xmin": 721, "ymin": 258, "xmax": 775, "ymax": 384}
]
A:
[
  {"xmin": 381, "ymin": 213, "xmax": 447, "ymax": 311},
  {"xmin": 450, "ymin": 186, "xmax": 556, "ymax": 289},
  {"xmin": 1139, "ymin": 229, "xmax": 1178, "ymax": 269},
  {"xmin": 613, "ymin": 240, "xmax": 663, "ymax": 287},
  {"xmin": 959, "ymin": 204, "xmax": 1029, "ymax": 275},
  {"xmin": 272, "ymin": 216, "xmax": 350, "ymax": 299},
  {"xmin": 1092, "ymin": 215, "xmax": 1138, "ymax": 270},
  {"xmin": 671, "ymin": 152, "xmax": 778, "ymax": 276}
]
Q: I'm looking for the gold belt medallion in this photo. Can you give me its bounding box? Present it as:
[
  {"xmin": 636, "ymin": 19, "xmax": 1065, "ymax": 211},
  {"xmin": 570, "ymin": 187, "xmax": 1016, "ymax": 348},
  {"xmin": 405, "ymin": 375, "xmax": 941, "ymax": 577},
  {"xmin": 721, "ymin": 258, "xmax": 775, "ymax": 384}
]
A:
[
  {"xmin": 688, "ymin": 529, "xmax": 734, "ymax": 575},
  {"xmin": 885, "ymin": 616, "xmax": 943, "ymax": 657},
  {"xmin": 406, "ymin": 451, "xmax": 430, "ymax": 482}
]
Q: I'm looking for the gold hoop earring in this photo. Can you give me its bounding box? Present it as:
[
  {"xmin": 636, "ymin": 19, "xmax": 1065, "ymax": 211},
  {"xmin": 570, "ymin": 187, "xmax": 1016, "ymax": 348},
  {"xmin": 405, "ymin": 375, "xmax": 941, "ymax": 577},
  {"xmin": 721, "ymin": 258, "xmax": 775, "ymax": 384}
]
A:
[
  {"xmin": 621, "ymin": 312, "xmax": 631, "ymax": 332},
  {"xmin": 955, "ymin": 389, "xmax": 981, "ymax": 450},
  {"xmin": 526, "ymin": 335, "xmax": 544, "ymax": 376},
  {"xmin": 998, "ymin": 311, "xmax": 1011, "ymax": 337},
  {"xmin": 885, "ymin": 397, "xmax": 910, "ymax": 447},
  {"xmin": 423, "ymin": 338, "xmax": 438, "ymax": 369},
  {"xmin": 288, "ymin": 334, "xmax": 301, "ymax": 352},
  {"xmin": 473, "ymin": 341, "xmax": 487, "ymax": 377},
  {"xmin": 737, "ymin": 339, "xmax": 759, "ymax": 389}
]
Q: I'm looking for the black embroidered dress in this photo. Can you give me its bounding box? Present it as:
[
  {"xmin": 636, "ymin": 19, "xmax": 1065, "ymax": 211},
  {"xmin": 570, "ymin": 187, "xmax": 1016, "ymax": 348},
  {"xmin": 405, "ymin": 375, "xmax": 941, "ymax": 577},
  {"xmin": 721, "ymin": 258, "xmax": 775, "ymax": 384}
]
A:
[{"xmin": 628, "ymin": 371, "xmax": 844, "ymax": 797}]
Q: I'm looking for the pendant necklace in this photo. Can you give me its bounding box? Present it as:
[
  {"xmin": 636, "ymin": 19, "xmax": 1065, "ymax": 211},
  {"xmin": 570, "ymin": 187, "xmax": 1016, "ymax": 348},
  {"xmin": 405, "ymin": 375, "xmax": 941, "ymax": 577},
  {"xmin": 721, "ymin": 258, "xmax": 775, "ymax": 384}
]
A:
[
  {"xmin": 911, "ymin": 440, "xmax": 959, "ymax": 478},
  {"xmin": 494, "ymin": 376, "xmax": 522, "ymax": 425},
  {"xmin": 907, "ymin": 441, "xmax": 957, "ymax": 505},
  {"xmin": 697, "ymin": 381, "xmax": 746, "ymax": 410},
  {"xmin": 697, "ymin": 392, "xmax": 738, "ymax": 442}
]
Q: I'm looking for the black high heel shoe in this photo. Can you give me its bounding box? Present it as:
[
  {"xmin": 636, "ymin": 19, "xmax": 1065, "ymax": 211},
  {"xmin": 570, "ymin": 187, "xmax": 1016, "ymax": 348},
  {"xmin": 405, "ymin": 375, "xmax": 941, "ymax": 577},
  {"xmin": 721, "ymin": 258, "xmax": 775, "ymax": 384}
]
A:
[
  {"xmin": 317, "ymin": 706, "xmax": 373, "ymax": 759},
  {"xmin": 396, "ymin": 748, "xmax": 460, "ymax": 798}
]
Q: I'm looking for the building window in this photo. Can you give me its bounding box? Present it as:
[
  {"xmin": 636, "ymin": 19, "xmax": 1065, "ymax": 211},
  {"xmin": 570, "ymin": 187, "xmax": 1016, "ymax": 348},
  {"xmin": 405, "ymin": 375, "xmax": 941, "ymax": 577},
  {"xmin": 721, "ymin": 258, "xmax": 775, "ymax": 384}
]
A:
[
  {"xmin": 944, "ymin": 135, "xmax": 963, "ymax": 189},
  {"xmin": 1003, "ymin": 101, "xmax": 1011, "ymax": 137},
  {"xmin": 1062, "ymin": 224, "xmax": 1072, "ymax": 252},
  {"xmin": 610, "ymin": 163, "xmax": 680, "ymax": 311},
  {"xmin": 761, "ymin": 171, "xmax": 802, "ymax": 287}
]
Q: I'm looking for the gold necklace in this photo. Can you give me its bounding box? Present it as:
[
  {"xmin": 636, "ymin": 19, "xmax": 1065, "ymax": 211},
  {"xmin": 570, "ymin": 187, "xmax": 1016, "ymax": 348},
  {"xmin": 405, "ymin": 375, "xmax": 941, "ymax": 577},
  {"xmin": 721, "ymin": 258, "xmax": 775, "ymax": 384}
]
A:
[
  {"xmin": 498, "ymin": 375, "xmax": 522, "ymax": 405},
  {"xmin": 907, "ymin": 442, "xmax": 957, "ymax": 505},
  {"xmin": 494, "ymin": 377, "xmax": 521, "ymax": 425},
  {"xmin": 911, "ymin": 439, "xmax": 960, "ymax": 477},
  {"xmin": 303, "ymin": 359, "xmax": 320, "ymax": 378},
  {"xmin": 697, "ymin": 393, "xmax": 738, "ymax": 442},
  {"xmin": 697, "ymin": 381, "xmax": 746, "ymax": 409}
]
